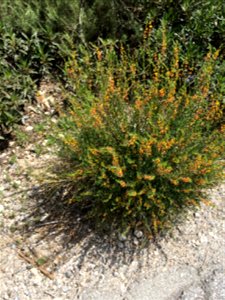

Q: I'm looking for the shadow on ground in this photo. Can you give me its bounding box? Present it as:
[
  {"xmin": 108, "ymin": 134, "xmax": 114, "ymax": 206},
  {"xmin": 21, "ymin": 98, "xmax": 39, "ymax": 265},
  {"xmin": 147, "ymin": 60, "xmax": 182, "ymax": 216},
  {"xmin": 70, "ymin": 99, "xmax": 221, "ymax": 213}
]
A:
[{"xmin": 12, "ymin": 183, "xmax": 154, "ymax": 280}]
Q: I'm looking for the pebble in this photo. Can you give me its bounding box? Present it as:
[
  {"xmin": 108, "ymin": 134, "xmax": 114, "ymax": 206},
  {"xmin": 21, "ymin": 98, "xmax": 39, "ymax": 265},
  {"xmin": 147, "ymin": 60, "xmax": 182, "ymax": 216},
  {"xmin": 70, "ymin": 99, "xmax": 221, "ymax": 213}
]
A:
[
  {"xmin": 25, "ymin": 126, "xmax": 33, "ymax": 132},
  {"xmin": 118, "ymin": 233, "xmax": 127, "ymax": 242},
  {"xmin": 62, "ymin": 287, "xmax": 69, "ymax": 293},
  {"xmin": 40, "ymin": 214, "xmax": 49, "ymax": 222},
  {"xmin": 134, "ymin": 229, "xmax": 143, "ymax": 239},
  {"xmin": 200, "ymin": 235, "xmax": 208, "ymax": 244},
  {"xmin": 30, "ymin": 268, "xmax": 42, "ymax": 279},
  {"xmin": 133, "ymin": 238, "xmax": 139, "ymax": 246},
  {"xmin": 65, "ymin": 271, "xmax": 73, "ymax": 279},
  {"xmin": 113, "ymin": 271, "xmax": 119, "ymax": 277},
  {"xmin": 118, "ymin": 242, "xmax": 124, "ymax": 249},
  {"xmin": 0, "ymin": 204, "xmax": 4, "ymax": 213}
]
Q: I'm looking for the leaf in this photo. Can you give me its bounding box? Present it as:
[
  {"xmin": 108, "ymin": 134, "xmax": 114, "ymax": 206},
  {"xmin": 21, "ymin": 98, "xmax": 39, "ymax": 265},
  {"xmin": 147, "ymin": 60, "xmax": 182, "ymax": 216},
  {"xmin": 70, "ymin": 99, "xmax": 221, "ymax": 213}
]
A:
[
  {"xmin": 144, "ymin": 202, "xmax": 151, "ymax": 209},
  {"xmin": 143, "ymin": 174, "xmax": 155, "ymax": 181},
  {"xmin": 146, "ymin": 189, "xmax": 156, "ymax": 199},
  {"xmin": 127, "ymin": 190, "xmax": 137, "ymax": 197},
  {"xmin": 138, "ymin": 189, "xmax": 147, "ymax": 195},
  {"xmin": 36, "ymin": 257, "xmax": 48, "ymax": 266},
  {"xmin": 126, "ymin": 157, "xmax": 136, "ymax": 164},
  {"xmin": 102, "ymin": 194, "xmax": 113, "ymax": 203}
]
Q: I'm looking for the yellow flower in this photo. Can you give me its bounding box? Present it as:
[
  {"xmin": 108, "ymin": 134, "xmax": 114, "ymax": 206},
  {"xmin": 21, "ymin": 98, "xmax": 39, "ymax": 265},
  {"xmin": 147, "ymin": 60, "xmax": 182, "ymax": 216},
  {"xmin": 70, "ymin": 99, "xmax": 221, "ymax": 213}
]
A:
[
  {"xmin": 143, "ymin": 175, "xmax": 155, "ymax": 181},
  {"xmin": 181, "ymin": 177, "xmax": 192, "ymax": 183},
  {"xmin": 143, "ymin": 21, "xmax": 153, "ymax": 39},
  {"xmin": 213, "ymin": 49, "xmax": 220, "ymax": 60},
  {"xmin": 170, "ymin": 179, "xmax": 179, "ymax": 186},
  {"xmin": 118, "ymin": 180, "xmax": 127, "ymax": 188},
  {"xmin": 196, "ymin": 178, "xmax": 205, "ymax": 185},
  {"xmin": 135, "ymin": 99, "xmax": 143, "ymax": 110},
  {"xmin": 128, "ymin": 134, "xmax": 138, "ymax": 146},
  {"xmin": 159, "ymin": 88, "xmax": 165, "ymax": 97},
  {"xmin": 130, "ymin": 64, "xmax": 136, "ymax": 75},
  {"xmin": 154, "ymin": 158, "xmax": 161, "ymax": 164},
  {"xmin": 95, "ymin": 47, "xmax": 102, "ymax": 61},
  {"xmin": 182, "ymin": 189, "xmax": 192, "ymax": 193},
  {"xmin": 139, "ymin": 140, "xmax": 154, "ymax": 155}
]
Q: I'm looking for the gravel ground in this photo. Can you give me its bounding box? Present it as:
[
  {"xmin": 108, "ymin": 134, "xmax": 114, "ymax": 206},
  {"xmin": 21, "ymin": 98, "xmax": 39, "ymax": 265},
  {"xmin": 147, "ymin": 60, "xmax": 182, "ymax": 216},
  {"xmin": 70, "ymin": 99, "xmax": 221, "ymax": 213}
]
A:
[{"xmin": 0, "ymin": 135, "xmax": 224, "ymax": 300}]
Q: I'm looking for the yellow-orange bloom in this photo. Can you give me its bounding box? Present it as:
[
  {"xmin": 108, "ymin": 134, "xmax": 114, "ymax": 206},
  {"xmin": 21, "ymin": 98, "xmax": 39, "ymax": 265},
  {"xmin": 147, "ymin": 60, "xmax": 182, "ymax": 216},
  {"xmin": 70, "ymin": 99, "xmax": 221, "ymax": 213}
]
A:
[
  {"xmin": 135, "ymin": 99, "xmax": 143, "ymax": 110},
  {"xmin": 118, "ymin": 180, "xmax": 126, "ymax": 187},
  {"xmin": 143, "ymin": 175, "xmax": 155, "ymax": 181},
  {"xmin": 115, "ymin": 168, "xmax": 123, "ymax": 178},
  {"xmin": 128, "ymin": 134, "xmax": 138, "ymax": 146},
  {"xmin": 181, "ymin": 177, "xmax": 192, "ymax": 183},
  {"xmin": 159, "ymin": 88, "xmax": 165, "ymax": 97},
  {"xmin": 96, "ymin": 48, "xmax": 102, "ymax": 61},
  {"xmin": 213, "ymin": 49, "xmax": 220, "ymax": 60},
  {"xmin": 170, "ymin": 179, "xmax": 179, "ymax": 186}
]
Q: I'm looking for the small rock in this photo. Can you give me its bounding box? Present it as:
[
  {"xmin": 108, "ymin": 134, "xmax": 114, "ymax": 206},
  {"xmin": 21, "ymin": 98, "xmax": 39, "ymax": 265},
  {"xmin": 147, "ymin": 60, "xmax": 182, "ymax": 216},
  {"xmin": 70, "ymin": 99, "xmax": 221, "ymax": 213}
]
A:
[
  {"xmin": 200, "ymin": 235, "xmax": 208, "ymax": 244},
  {"xmin": 21, "ymin": 115, "xmax": 29, "ymax": 124},
  {"xmin": 40, "ymin": 214, "xmax": 49, "ymax": 222},
  {"xmin": 62, "ymin": 287, "xmax": 69, "ymax": 293},
  {"xmin": 25, "ymin": 126, "xmax": 33, "ymax": 132},
  {"xmin": 30, "ymin": 268, "xmax": 41, "ymax": 277},
  {"xmin": 118, "ymin": 233, "xmax": 127, "ymax": 242},
  {"xmin": 11, "ymin": 243, "xmax": 17, "ymax": 250},
  {"xmin": 31, "ymin": 268, "xmax": 43, "ymax": 286},
  {"xmin": 0, "ymin": 204, "xmax": 4, "ymax": 213},
  {"xmin": 65, "ymin": 271, "xmax": 73, "ymax": 278},
  {"xmin": 124, "ymin": 241, "xmax": 131, "ymax": 248},
  {"xmin": 133, "ymin": 238, "xmax": 139, "ymax": 246},
  {"xmin": 194, "ymin": 212, "xmax": 200, "ymax": 218},
  {"xmin": 134, "ymin": 229, "xmax": 143, "ymax": 239},
  {"xmin": 113, "ymin": 271, "xmax": 119, "ymax": 277},
  {"xmin": 118, "ymin": 242, "xmax": 124, "ymax": 249}
]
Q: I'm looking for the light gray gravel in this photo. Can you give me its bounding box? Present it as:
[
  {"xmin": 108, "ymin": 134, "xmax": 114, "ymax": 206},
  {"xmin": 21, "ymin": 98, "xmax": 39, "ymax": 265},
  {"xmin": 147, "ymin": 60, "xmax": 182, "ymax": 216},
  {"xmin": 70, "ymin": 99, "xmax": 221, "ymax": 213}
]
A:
[{"xmin": 0, "ymin": 141, "xmax": 224, "ymax": 300}]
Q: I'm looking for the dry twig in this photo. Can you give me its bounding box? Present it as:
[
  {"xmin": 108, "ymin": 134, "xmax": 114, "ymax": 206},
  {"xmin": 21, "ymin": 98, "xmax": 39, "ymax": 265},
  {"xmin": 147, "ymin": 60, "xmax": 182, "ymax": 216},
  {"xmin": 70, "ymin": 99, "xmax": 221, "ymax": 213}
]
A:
[{"xmin": 18, "ymin": 249, "xmax": 54, "ymax": 280}]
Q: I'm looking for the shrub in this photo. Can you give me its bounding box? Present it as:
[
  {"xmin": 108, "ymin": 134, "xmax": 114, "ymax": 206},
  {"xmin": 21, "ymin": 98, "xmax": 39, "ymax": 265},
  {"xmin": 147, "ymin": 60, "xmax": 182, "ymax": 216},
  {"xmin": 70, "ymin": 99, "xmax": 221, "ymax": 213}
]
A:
[
  {"xmin": 0, "ymin": 28, "xmax": 35, "ymax": 141},
  {"xmin": 0, "ymin": 24, "xmax": 72, "ymax": 143},
  {"xmin": 83, "ymin": 0, "xmax": 225, "ymax": 54},
  {"xmin": 0, "ymin": 0, "xmax": 80, "ymax": 36},
  {"xmin": 48, "ymin": 33, "xmax": 225, "ymax": 236},
  {"xmin": 0, "ymin": 70, "xmax": 36, "ymax": 139}
]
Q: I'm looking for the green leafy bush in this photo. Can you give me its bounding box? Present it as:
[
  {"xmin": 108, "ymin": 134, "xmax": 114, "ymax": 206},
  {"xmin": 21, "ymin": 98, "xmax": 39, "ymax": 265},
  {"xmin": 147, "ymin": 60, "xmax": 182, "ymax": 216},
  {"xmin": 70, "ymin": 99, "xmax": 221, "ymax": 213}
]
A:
[
  {"xmin": 0, "ymin": 28, "xmax": 35, "ymax": 140},
  {"xmin": 49, "ymin": 33, "xmax": 225, "ymax": 237},
  {"xmin": 0, "ymin": 0, "xmax": 80, "ymax": 142},
  {"xmin": 0, "ymin": 26, "xmax": 72, "ymax": 141},
  {"xmin": 0, "ymin": 69, "xmax": 36, "ymax": 139},
  {"xmin": 0, "ymin": 0, "xmax": 79, "ymax": 36},
  {"xmin": 84, "ymin": 0, "xmax": 225, "ymax": 54}
]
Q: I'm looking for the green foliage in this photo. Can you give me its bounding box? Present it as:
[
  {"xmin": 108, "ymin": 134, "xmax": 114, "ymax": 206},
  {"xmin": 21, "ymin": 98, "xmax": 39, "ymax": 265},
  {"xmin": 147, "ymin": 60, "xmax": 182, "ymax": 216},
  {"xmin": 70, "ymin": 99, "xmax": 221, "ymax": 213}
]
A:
[
  {"xmin": 50, "ymin": 35, "xmax": 225, "ymax": 236},
  {"xmin": 0, "ymin": 68, "xmax": 36, "ymax": 139},
  {"xmin": 0, "ymin": 28, "xmax": 34, "ymax": 139},
  {"xmin": 84, "ymin": 0, "xmax": 225, "ymax": 55},
  {"xmin": 0, "ymin": 2, "xmax": 76, "ymax": 140},
  {"xmin": 2, "ymin": 0, "xmax": 223, "ymax": 54},
  {"xmin": 0, "ymin": 0, "xmax": 80, "ymax": 36}
]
